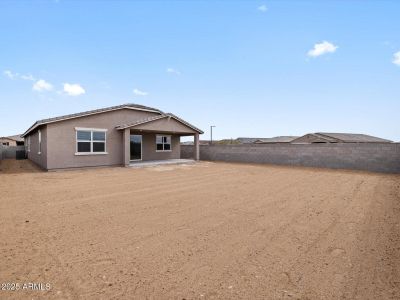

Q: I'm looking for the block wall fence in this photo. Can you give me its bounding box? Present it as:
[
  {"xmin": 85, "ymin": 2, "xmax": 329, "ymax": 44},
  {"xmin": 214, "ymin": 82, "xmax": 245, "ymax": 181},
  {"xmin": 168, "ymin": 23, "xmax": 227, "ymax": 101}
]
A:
[
  {"xmin": 181, "ymin": 143, "xmax": 400, "ymax": 174},
  {"xmin": 0, "ymin": 145, "xmax": 26, "ymax": 160}
]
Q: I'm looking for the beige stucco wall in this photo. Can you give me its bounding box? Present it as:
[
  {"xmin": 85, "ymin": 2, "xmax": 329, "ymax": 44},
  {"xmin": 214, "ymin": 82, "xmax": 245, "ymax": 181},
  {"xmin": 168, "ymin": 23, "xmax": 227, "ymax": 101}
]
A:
[
  {"xmin": 24, "ymin": 108, "xmax": 199, "ymax": 170},
  {"xmin": 27, "ymin": 126, "xmax": 48, "ymax": 169},
  {"xmin": 133, "ymin": 117, "xmax": 197, "ymax": 135},
  {"xmin": 139, "ymin": 132, "xmax": 180, "ymax": 161},
  {"xmin": 0, "ymin": 138, "xmax": 18, "ymax": 146},
  {"xmin": 121, "ymin": 130, "xmax": 181, "ymax": 166},
  {"xmin": 45, "ymin": 109, "xmax": 161, "ymax": 170}
]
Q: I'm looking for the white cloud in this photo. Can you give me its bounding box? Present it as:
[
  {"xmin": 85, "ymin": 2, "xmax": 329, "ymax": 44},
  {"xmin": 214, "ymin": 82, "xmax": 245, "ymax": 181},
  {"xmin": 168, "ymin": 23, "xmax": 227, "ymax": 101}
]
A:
[
  {"xmin": 4, "ymin": 70, "xmax": 36, "ymax": 81},
  {"xmin": 393, "ymin": 51, "xmax": 400, "ymax": 66},
  {"xmin": 20, "ymin": 74, "xmax": 35, "ymax": 81},
  {"xmin": 308, "ymin": 41, "xmax": 338, "ymax": 57},
  {"xmin": 166, "ymin": 68, "xmax": 181, "ymax": 75},
  {"xmin": 258, "ymin": 4, "xmax": 267, "ymax": 12},
  {"xmin": 133, "ymin": 88, "xmax": 148, "ymax": 96},
  {"xmin": 63, "ymin": 83, "xmax": 85, "ymax": 96},
  {"xmin": 33, "ymin": 79, "xmax": 53, "ymax": 92},
  {"xmin": 3, "ymin": 70, "xmax": 18, "ymax": 79}
]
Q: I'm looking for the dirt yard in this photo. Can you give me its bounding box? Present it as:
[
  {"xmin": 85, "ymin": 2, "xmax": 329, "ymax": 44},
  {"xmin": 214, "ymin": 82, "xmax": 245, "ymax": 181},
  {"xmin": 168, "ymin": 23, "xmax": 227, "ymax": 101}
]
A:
[{"xmin": 0, "ymin": 159, "xmax": 399, "ymax": 299}]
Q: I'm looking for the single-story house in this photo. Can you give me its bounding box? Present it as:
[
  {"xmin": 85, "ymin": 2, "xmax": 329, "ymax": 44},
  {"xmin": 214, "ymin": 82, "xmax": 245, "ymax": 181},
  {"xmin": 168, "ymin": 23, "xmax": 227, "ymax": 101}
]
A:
[
  {"xmin": 291, "ymin": 132, "xmax": 392, "ymax": 144},
  {"xmin": 21, "ymin": 103, "xmax": 203, "ymax": 170},
  {"xmin": 236, "ymin": 137, "xmax": 268, "ymax": 144},
  {"xmin": 253, "ymin": 136, "xmax": 299, "ymax": 144},
  {"xmin": 0, "ymin": 135, "xmax": 24, "ymax": 146}
]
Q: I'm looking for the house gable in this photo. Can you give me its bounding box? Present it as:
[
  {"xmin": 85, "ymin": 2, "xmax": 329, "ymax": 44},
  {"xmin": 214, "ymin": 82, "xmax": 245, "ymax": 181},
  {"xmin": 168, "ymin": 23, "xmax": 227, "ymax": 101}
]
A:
[
  {"xmin": 291, "ymin": 134, "xmax": 339, "ymax": 144},
  {"xmin": 116, "ymin": 114, "xmax": 203, "ymax": 134}
]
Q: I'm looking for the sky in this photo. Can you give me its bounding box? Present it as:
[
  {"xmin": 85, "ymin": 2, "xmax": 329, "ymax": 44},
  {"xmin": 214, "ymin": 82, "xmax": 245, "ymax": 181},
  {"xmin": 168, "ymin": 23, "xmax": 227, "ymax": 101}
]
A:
[{"xmin": 0, "ymin": 1, "xmax": 399, "ymax": 142}]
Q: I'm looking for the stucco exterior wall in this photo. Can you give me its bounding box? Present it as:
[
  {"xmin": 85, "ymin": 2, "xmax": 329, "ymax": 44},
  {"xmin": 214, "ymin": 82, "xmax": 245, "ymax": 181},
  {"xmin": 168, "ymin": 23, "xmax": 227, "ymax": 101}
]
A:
[
  {"xmin": 120, "ymin": 130, "xmax": 180, "ymax": 166},
  {"xmin": 0, "ymin": 138, "xmax": 18, "ymax": 147},
  {"xmin": 44, "ymin": 109, "xmax": 160, "ymax": 170},
  {"xmin": 22, "ymin": 108, "xmax": 199, "ymax": 170},
  {"xmin": 139, "ymin": 133, "xmax": 180, "ymax": 161},
  {"xmin": 181, "ymin": 143, "xmax": 400, "ymax": 174},
  {"xmin": 132, "ymin": 117, "xmax": 197, "ymax": 134},
  {"xmin": 27, "ymin": 126, "xmax": 48, "ymax": 169}
]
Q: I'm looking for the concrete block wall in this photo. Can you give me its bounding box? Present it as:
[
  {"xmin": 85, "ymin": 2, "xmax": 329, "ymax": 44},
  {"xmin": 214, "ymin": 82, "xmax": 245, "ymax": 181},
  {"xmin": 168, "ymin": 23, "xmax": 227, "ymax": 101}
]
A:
[
  {"xmin": 0, "ymin": 146, "xmax": 26, "ymax": 160},
  {"xmin": 181, "ymin": 143, "xmax": 400, "ymax": 174}
]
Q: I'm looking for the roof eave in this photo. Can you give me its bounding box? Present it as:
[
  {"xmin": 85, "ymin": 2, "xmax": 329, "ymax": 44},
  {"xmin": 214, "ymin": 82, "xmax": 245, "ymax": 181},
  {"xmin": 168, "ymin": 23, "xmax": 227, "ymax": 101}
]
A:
[
  {"xmin": 116, "ymin": 114, "xmax": 204, "ymax": 134},
  {"xmin": 166, "ymin": 113, "xmax": 204, "ymax": 134},
  {"xmin": 21, "ymin": 105, "xmax": 162, "ymax": 137},
  {"xmin": 21, "ymin": 122, "xmax": 39, "ymax": 138}
]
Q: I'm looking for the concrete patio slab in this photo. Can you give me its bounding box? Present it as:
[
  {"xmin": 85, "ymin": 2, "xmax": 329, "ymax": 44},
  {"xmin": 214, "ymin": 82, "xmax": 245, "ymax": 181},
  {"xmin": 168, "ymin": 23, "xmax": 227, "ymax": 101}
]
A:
[{"xmin": 129, "ymin": 159, "xmax": 195, "ymax": 168}]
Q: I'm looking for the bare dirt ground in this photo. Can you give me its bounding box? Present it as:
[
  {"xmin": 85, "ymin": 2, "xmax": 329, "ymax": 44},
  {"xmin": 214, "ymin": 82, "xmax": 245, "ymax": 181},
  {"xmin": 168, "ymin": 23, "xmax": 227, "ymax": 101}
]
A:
[{"xmin": 0, "ymin": 159, "xmax": 399, "ymax": 300}]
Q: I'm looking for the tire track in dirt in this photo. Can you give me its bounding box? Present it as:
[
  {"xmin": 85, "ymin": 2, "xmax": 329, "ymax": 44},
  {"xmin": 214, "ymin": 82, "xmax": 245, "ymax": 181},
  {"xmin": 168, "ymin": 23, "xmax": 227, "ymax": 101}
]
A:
[
  {"xmin": 136, "ymin": 171, "xmax": 356, "ymax": 298},
  {"xmin": 185, "ymin": 175, "xmax": 358, "ymax": 298}
]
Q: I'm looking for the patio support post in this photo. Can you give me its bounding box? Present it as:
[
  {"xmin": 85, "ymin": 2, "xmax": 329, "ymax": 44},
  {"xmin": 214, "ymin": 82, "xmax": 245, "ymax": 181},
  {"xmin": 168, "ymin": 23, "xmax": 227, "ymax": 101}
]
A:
[
  {"xmin": 194, "ymin": 133, "xmax": 200, "ymax": 161},
  {"xmin": 123, "ymin": 128, "xmax": 130, "ymax": 167}
]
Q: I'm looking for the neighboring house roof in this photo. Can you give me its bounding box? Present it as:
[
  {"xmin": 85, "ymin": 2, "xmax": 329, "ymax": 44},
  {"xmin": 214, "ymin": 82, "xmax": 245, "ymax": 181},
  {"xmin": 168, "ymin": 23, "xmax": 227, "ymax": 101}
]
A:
[
  {"xmin": 116, "ymin": 113, "xmax": 204, "ymax": 134},
  {"xmin": 316, "ymin": 132, "xmax": 392, "ymax": 143},
  {"xmin": 0, "ymin": 134, "xmax": 23, "ymax": 142},
  {"xmin": 254, "ymin": 136, "xmax": 299, "ymax": 144},
  {"xmin": 291, "ymin": 133, "xmax": 338, "ymax": 144},
  {"xmin": 291, "ymin": 132, "xmax": 393, "ymax": 144},
  {"xmin": 236, "ymin": 137, "xmax": 267, "ymax": 144},
  {"xmin": 21, "ymin": 103, "xmax": 163, "ymax": 137}
]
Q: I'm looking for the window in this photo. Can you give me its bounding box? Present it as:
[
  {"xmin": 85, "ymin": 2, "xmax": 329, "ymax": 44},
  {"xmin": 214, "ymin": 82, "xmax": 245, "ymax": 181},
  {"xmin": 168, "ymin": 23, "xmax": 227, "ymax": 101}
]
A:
[
  {"xmin": 76, "ymin": 128, "xmax": 107, "ymax": 154},
  {"xmin": 2, "ymin": 142, "xmax": 9, "ymax": 146},
  {"xmin": 156, "ymin": 135, "xmax": 171, "ymax": 151},
  {"xmin": 38, "ymin": 130, "xmax": 41, "ymax": 154},
  {"xmin": 27, "ymin": 136, "xmax": 30, "ymax": 152}
]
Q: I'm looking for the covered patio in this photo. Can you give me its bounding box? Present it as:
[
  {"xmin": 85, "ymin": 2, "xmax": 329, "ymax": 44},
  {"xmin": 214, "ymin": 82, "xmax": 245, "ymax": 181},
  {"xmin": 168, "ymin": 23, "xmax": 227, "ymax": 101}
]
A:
[{"xmin": 116, "ymin": 114, "xmax": 202, "ymax": 166}]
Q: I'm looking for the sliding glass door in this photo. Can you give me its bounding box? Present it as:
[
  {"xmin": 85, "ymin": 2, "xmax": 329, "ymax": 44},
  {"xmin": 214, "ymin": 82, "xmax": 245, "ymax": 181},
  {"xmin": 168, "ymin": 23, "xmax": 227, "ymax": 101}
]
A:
[{"xmin": 130, "ymin": 135, "xmax": 142, "ymax": 161}]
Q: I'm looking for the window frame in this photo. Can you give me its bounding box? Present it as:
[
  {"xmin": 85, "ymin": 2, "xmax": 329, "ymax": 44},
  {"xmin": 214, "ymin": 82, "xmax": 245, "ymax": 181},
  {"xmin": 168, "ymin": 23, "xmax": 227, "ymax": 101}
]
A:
[
  {"xmin": 75, "ymin": 127, "xmax": 108, "ymax": 155},
  {"xmin": 155, "ymin": 134, "xmax": 172, "ymax": 152}
]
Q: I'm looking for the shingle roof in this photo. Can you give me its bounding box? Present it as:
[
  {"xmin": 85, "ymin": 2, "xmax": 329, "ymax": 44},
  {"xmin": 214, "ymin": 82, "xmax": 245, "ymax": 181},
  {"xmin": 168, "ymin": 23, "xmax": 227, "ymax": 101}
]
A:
[
  {"xmin": 21, "ymin": 103, "xmax": 163, "ymax": 137},
  {"xmin": 116, "ymin": 113, "xmax": 204, "ymax": 134},
  {"xmin": 310, "ymin": 133, "xmax": 339, "ymax": 143},
  {"xmin": 291, "ymin": 133, "xmax": 339, "ymax": 143},
  {"xmin": 316, "ymin": 132, "xmax": 392, "ymax": 143}
]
